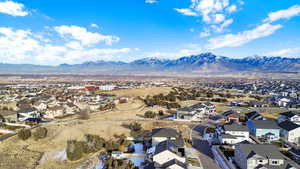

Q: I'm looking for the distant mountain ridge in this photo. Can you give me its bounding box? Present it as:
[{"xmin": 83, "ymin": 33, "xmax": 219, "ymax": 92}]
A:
[{"xmin": 1, "ymin": 53, "xmax": 300, "ymax": 75}]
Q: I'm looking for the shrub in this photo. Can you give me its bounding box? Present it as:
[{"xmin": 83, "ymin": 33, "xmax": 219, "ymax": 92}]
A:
[
  {"xmin": 0, "ymin": 114, "xmax": 5, "ymax": 122},
  {"xmin": 78, "ymin": 109, "xmax": 90, "ymax": 120},
  {"xmin": 66, "ymin": 140, "xmax": 87, "ymax": 161},
  {"xmin": 128, "ymin": 122, "xmax": 142, "ymax": 132},
  {"xmin": 18, "ymin": 128, "xmax": 31, "ymax": 140},
  {"xmin": 144, "ymin": 111, "xmax": 156, "ymax": 118},
  {"xmin": 85, "ymin": 134, "xmax": 106, "ymax": 152},
  {"xmin": 158, "ymin": 110, "xmax": 164, "ymax": 116},
  {"xmin": 33, "ymin": 127, "xmax": 48, "ymax": 140}
]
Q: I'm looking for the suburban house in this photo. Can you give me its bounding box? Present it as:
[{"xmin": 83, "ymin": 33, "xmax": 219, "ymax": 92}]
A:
[
  {"xmin": 151, "ymin": 128, "xmax": 181, "ymax": 147},
  {"xmin": 17, "ymin": 107, "xmax": 41, "ymax": 122},
  {"xmin": 248, "ymin": 100, "xmax": 268, "ymax": 108},
  {"xmin": 278, "ymin": 97, "xmax": 291, "ymax": 107},
  {"xmin": 278, "ymin": 111, "xmax": 300, "ymax": 125},
  {"xmin": 64, "ymin": 103, "xmax": 79, "ymax": 114},
  {"xmin": 230, "ymin": 100, "xmax": 249, "ymax": 107},
  {"xmin": 247, "ymin": 120, "xmax": 280, "ymax": 141},
  {"xmin": 145, "ymin": 128, "xmax": 187, "ymax": 169},
  {"xmin": 235, "ymin": 144, "xmax": 299, "ymax": 169},
  {"xmin": 33, "ymin": 101, "xmax": 48, "ymax": 111},
  {"xmin": 223, "ymin": 110, "xmax": 240, "ymax": 123},
  {"xmin": 217, "ymin": 124, "xmax": 249, "ymax": 144},
  {"xmin": 44, "ymin": 106, "xmax": 66, "ymax": 119},
  {"xmin": 278, "ymin": 120, "xmax": 300, "ymax": 144},
  {"xmin": 176, "ymin": 102, "xmax": 216, "ymax": 121},
  {"xmin": 152, "ymin": 140, "xmax": 186, "ymax": 169},
  {"xmin": 245, "ymin": 111, "xmax": 265, "ymax": 121}
]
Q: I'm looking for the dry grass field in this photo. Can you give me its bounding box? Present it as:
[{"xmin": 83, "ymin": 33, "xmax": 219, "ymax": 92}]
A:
[{"xmin": 0, "ymin": 87, "xmax": 182, "ymax": 169}]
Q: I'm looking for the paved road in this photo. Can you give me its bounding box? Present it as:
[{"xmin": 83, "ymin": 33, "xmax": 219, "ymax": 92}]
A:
[{"xmin": 191, "ymin": 124, "xmax": 220, "ymax": 169}]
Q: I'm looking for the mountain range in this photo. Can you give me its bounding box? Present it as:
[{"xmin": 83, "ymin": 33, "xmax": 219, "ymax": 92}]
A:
[{"xmin": 1, "ymin": 53, "xmax": 300, "ymax": 75}]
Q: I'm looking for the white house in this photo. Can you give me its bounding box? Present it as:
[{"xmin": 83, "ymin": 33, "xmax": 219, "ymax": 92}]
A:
[
  {"xmin": 279, "ymin": 120, "xmax": 300, "ymax": 144},
  {"xmin": 176, "ymin": 102, "xmax": 216, "ymax": 121},
  {"xmin": 278, "ymin": 111, "xmax": 300, "ymax": 125},
  {"xmin": 151, "ymin": 128, "xmax": 180, "ymax": 147},
  {"xmin": 33, "ymin": 102, "xmax": 48, "ymax": 111},
  {"xmin": 235, "ymin": 144, "xmax": 299, "ymax": 169},
  {"xmin": 218, "ymin": 124, "xmax": 249, "ymax": 144},
  {"xmin": 44, "ymin": 106, "xmax": 65, "ymax": 119},
  {"xmin": 17, "ymin": 107, "xmax": 41, "ymax": 121},
  {"xmin": 278, "ymin": 98, "xmax": 291, "ymax": 107},
  {"xmin": 153, "ymin": 140, "xmax": 185, "ymax": 167}
]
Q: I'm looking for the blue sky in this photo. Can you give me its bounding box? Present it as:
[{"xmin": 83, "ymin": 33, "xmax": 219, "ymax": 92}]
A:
[{"xmin": 0, "ymin": 0, "xmax": 299, "ymax": 65}]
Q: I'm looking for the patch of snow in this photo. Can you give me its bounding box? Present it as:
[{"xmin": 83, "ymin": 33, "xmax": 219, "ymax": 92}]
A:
[
  {"xmin": 133, "ymin": 143, "xmax": 144, "ymax": 154},
  {"xmin": 54, "ymin": 150, "xmax": 67, "ymax": 161},
  {"xmin": 92, "ymin": 161, "xmax": 104, "ymax": 169},
  {"xmin": 129, "ymin": 157, "xmax": 145, "ymax": 167}
]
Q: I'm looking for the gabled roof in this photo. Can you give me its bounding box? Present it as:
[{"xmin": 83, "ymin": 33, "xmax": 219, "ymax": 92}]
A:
[
  {"xmin": 224, "ymin": 124, "xmax": 249, "ymax": 132},
  {"xmin": 220, "ymin": 133, "xmax": 237, "ymax": 139},
  {"xmin": 280, "ymin": 111, "xmax": 300, "ymax": 118},
  {"xmin": 17, "ymin": 107, "xmax": 37, "ymax": 113},
  {"xmin": 278, "ymin": 120, "xmax": 300, "ymax": 131},
  {"xmin": 151, "ymin": 128, "xmax": 180, "ymax": 138},
  {"xmin": 238, "ymin": 144, "xmax": 284, "ymax": 160},
  {"xmin": 223, "ymin": 110, "xmax": 238, "ymax": 117},
  {"xmin": 161, "ymin": 159, "xmax": 187, "ymax": 169},
  {"xmin": 154, "ymin": 140, "xmax": 181, "ymax": 155},
  {"xmin": 251, "ymin": 120, "xmax": 280, "ymax": 129},
  {"xmin": 245, "ymin": 111, "xmax": 262, "ymax": 120}
]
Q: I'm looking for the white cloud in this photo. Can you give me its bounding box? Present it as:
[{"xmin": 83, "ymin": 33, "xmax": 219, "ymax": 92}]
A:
[
  {"xmin": 226, "ymin": 5, "xmax": 237, "ymax": 13},
  {"xmin": 214, "ymin": 13, "xmax": 225, "ymax": 23},
  {"xmin": 0, "ymin": 1, "xmax": 28, "ymax": 16},
  {"xmin": 144, "ymin": 43, "xmax": 204, "ymax": 59},
  {"xmin": 65, "ymin": 41, "xmax": 83, "ymax": 50},
  {"xmin": 90, "ymin": 23, "xmax": 99, "ymax": 28},
  {"xmin": 54, "ymin": 25, "xmax": 120, "ymax": 46},
  {"xmin": 175, "ymin": 0, "xmax": 243, "ymax": 36},
  {"xmin": 199, "ymin": 28, "xmax": 211, "ymax": 38},
  {"xmin": 174, "ymin": 8, "xmax": 198, "ymax": 16},
  {"xmin": 0, "ymin": 27, "xmax": 134, "ymax": 65},
  {"xmin": 207, "ymin": 23, "xmax": 282, "ymax": 49},
  {"xmin": 205, "ymin": 4, "xmax": 300, "ymax": 49},
  {"xmin": 211, "ymin": 18, "xmax": 233, "ymax": 32},
  {"xmin": 145, "ymin": 0, "xmax": 157, "ymax": 4},
  {"xmin": 265, "ymin": 47, "xmax": 300, "ymax": 57},
  {"xmin": 264, "ymin": 5, "xmax": 300, "ymax": 23}
]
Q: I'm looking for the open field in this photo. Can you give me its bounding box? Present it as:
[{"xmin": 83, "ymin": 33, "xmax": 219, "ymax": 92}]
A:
[
  {"xmin": 0, "ymin": 87, "xmax": 191, "ymax": 169},
  {"xmin": 101, "ymin": 86, "xmax": 173, "ymax": 97}
]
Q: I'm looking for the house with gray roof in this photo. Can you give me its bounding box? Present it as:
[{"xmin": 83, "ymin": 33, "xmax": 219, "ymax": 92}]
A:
[
  {"xmin": 247, "ymin": 120, "xmax": 280, "ymax": 141},
  {"xmin": 153, "ymin": 140, "xmax": 186, "ymax": 169},
  {"xmin": 17, "ymin": 107, "xmax": 41, "ymax": 122},
  {"xmin": 235, "ymin": 144, "xmax": 299, "ymax": 169},
  {"xmin": 278, "ymin": 120, "xmax": 300, "ymax": 144},
  {"xmin": 151, "ymin": 128, "xmax": 181, "ymax": 146},
  {"xmin": 278, "ymin": 111, "xmax": 300, "ymax": 125},
  {"xmin": 176, "ymin": 102, "xmax": 216, "ymax": 121},
  {"xmin": 218, "ymin": 124, "xmax": 250, "ymax": 144}
]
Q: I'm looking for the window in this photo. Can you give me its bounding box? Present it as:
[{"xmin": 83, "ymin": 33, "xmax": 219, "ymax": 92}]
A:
[
  {"xmin": 258, "ymin": 160, "xmax": 263, "ymax": 163},
  {"xmin": 271, "ymin": 160, "xmax": 278, "ymax": 165}
]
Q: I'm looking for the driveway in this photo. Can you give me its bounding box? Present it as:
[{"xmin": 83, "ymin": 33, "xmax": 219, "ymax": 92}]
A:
[{"xmin": 191, "ymin": 124, "xmax": 220, "ymax": 169}]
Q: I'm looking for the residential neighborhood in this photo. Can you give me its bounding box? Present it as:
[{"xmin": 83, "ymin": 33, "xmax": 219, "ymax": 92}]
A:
[{"xmin": 1, "ymin": 78, "xmax": 300, "ymax": 169}]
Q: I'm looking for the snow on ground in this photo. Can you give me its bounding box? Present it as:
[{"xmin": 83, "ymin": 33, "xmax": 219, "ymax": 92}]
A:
[
  {"xmin": 92, "ymin": 161, "xmax": 104, "ymax": 169},
  {"xmin": 54, "ymin": 149, "xmax": 67, "ymax": 161},
  {"xmin": 128, "ymin": 143, "xmax": 145, "ymax": 167},
  {"xmin": 133, "ymin": 143, "xmax": 144, "ymax": 154},
  {"xmin": 129, "ymin": 157, "xmax": 145, "ymax": 167}
]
